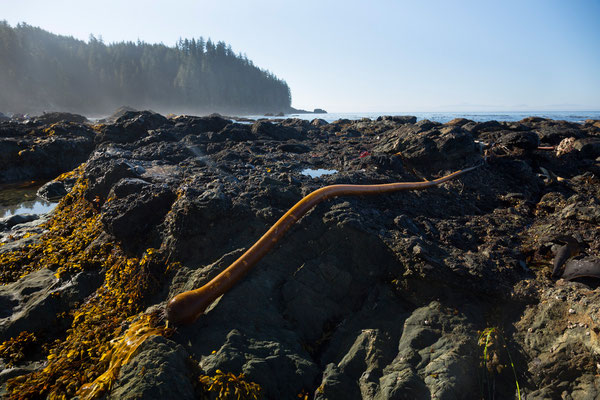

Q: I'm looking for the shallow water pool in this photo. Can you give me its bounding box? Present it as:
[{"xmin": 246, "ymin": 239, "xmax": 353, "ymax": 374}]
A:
[
  {"xmin": 0, "ymin": 181, "xmax": 57, "ymax": 218},
  {"xmin": 301, "ymin": 168, "xmax": 338, "ymax": 178}
]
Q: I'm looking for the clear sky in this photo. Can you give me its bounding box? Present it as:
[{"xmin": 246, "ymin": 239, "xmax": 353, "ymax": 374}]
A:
[{"xmin": 3, "ymin": 0, "xmax": 600, "ymax": 112}]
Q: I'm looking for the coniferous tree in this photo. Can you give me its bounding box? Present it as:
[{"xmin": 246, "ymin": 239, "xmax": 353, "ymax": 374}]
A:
[{"xmin": 0, "ymin": 21, "xmax": 292, "ymax": 115}]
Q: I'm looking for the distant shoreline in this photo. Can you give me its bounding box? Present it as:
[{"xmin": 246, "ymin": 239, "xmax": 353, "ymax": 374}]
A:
[{"xmin": 241, "ymin": 110, "xmax": 600, "ymax": 124}]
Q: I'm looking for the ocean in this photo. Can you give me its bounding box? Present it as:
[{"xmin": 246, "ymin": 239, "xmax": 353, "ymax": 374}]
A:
[{"xmin": 245, "ymin": 111, "xmax": 600, "ymax": 124}]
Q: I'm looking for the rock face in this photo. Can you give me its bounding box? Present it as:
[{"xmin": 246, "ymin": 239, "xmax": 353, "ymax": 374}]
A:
[
  {"xmin": 1, "ymin": 112, "xmax": 600, "ymax": 399},
  {"xmin": 0, "ymin": 120, "xmax": 96, "ymax": 183}
]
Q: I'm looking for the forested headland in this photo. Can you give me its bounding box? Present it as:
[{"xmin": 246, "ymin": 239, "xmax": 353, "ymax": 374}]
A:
[{"xmin": 0, "ymin": 21, "xmax": 292, "ymax": 116}]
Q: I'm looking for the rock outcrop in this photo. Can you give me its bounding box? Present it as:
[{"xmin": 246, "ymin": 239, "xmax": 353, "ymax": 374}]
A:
[{"xmin": 1, "ymin": 112, "xmax": 600, "ymax": 399}]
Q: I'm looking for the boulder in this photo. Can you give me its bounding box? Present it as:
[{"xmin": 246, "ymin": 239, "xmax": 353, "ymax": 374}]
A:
[
  {"xmin": 573, "ymin": 138, "xmax": 600, "ymax": 159},
  {"xmin": 374, "ymin": 124, "xmax": 479, "ymax": 172},
  {"xmin": 310, "ymin": 118, "xmax": 328, "ymax": 127},
  {"xmin": 36, "ymin": 180, "xmax": 68, "ymax": 202},
  {"xmin": 376, "ymin": 115, "xmax": 417, "ymax": 124},
  {"xmin": 0, "ymin": 214, "xmax": 39, "ymax": 232},
  {"xmin": 251, "ymin": 121, "xmax": 304, "ymax": 141},
  {"xmin": 34, "ymin": 112, "xmax": 88, "ymax": 124}
]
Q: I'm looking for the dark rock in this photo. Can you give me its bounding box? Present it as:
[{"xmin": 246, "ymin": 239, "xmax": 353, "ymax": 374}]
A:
[
  {"xmin": 310, "ymin": 118, "xmax": 328, "ymax": 127},
  {"xmin": 536, "ymin": 123, "xmax": 584, "ymax": 145},
  {"xmin": 0, "ymin": 269, "xmax": 102, "ymax": 341},
  {"xmin": 95, "ymin": 111, "xmax": 170, "ymax": 144},
  {"xmin": 520, "ymin": 116, "xmax": 548, "ymax": 123},
  {"xmin": 0, "ymin": 214, "xmax": 39, "ymax": 232},
  {"xmin": 414, "ymin": 119, "xmax": 440, "ymax": 131},
  {"xmin": 34, "ymin": 112, "xmax": 88, "ymax": 124},
  {"xmin": 208, "ymin": 123, "xmax": 254, "ymax": 142},
  {"xmin": 467, "ymin": 120, "xmax": 503, "ymax": 135},
  {"xmin": 278, "ymin": 143, "xmax": 310, "ymax": 153},
  {"xmin": 573, "ymin": 138, "xmax": 600, "ymax": 159},
  {"xmin": 85, "ymin": 159, "xmax": 143, "ymax": 201},
  {"xmin": 445, "ymin": 118, "xmax": 472, "ymax": 127},
  {"xmin": 108, "ymin": 178, "xmax": 152, "ymax": 198},
  {"xmin": 171, "ymin": 115, "xmax": 231, "ymax": 136},
  {"xmin": 251, "ymin": 121, "xmax": 303, "ymax": 141},
  {"xmin": 36, "ymin": 180, "xmax": 68, "ymax": 201},
  {"xmin": 376, "ymin": 115, "xmax": 417, "ymax": 124},
  {"xmin": 497, "ymin": 130, "xmax": 540, "ymax": 150},
  {"xmin": 3, "ymin": 112, "xmax": 600, "ymax": 399},
  {"xmin": 101, "ymin": 182, "xmax": 176, "ymax": 247},
  {"xmin": 374, "ymin": 124, "xmax": 479, "ymax": 172},
  {"xmin": 102, "ymin": 106, "xmax": 138, "ymax": 123},
  {"xmin": 108, "ymin": 336, "xmax": 196, "ymax": 400},
  {"xmin": 0, "ymin": 123, "xmax": 95, "ymax": 183},
  {"xmin": 313, "ymin": 108, "xmax": 327, "ymax": 113},
  {"xmin": 281, "ymin": 118, "xmax": 311, "ymax": 130}
]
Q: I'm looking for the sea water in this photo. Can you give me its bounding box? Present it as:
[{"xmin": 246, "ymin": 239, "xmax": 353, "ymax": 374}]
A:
[{"xmin": 245, "ymin": 111, "xmax": 600, "ymax": 124}]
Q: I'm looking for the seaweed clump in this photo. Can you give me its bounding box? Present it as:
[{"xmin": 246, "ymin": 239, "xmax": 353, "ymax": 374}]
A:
[
  {"xmin": 4, "ymin": 170, "xmax": 178, "ymax": 399},
  {"xmin": 0, "ymin": 166, "xmax": 108, "ymax": 284},
  {"xmin": 198, "ymin": 370, "xmax": 262, "ymax": 400},
  {"xmin": 0, "ymin": 331, "xmax": 38, "ymax": 366}
]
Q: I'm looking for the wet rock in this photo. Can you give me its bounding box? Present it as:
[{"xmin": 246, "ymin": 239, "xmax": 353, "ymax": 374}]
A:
[
  {"xmin": 0, "ymin": 269, "xmax": 102, "ymax": 341},
  {"xmin": 36, "ymin": 180, "xmax": 68, "ymax": 201},
  {"xmin": 108, "ymin": 336, "xmax": 196, "ymax": 400},
  {"xmin": 0, "ymin": 214, "xmax": 39, "ymax": 232}
]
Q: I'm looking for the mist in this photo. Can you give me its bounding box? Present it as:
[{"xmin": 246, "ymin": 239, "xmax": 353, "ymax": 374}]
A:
[{"xmin": 0, "ymin": 21, "xmax": 292, "ymax": 116}]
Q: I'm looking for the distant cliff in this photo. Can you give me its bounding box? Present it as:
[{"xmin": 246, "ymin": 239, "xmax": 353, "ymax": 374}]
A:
[{"xmin": 0, "ymin": 21, "xmax": 292, "ymax": 115}]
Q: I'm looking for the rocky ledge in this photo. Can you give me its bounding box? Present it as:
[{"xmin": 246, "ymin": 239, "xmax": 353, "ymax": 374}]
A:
[{"xmin": 0, "ymin": 112, "xmax": 600, "ymax": 399}]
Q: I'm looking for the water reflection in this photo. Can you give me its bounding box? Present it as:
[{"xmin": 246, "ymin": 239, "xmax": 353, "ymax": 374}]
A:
[
  {"xmin": 1, "ymin": 199, "xmax": 57, "ymax": 218},
  {"xmin": 301, "ymin": 168, "xmax": 338, "ymax": 178},
  {"xmin": 0, "ymin": 181, "xmax": 57, "ymax": 218}
]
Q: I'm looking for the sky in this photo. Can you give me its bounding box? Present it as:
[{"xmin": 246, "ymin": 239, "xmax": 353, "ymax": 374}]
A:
[{"xmin": 3, "ymin": 0, "xmax": 600, "ymax": 112}]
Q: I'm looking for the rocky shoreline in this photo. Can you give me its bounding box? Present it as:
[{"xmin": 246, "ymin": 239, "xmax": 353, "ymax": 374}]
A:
[{"xmin": 1, "ymin": 111, "xmax": 600, "ymax": 399}]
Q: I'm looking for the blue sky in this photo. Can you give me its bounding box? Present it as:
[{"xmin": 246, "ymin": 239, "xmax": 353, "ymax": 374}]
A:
[{"xmin": 3, "ymin": 0, "xmax": 600, "ymax": 112}]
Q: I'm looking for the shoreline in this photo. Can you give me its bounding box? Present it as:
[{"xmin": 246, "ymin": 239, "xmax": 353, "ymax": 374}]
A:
[{"xmin": 1, "ymin": 111, "xmax": 600, "ymax": 398}]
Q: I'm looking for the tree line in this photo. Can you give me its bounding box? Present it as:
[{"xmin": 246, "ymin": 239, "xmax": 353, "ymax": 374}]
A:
[{"xmin": 0, "ymin": 21, "xmax": 292, "ymax": 116}]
